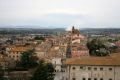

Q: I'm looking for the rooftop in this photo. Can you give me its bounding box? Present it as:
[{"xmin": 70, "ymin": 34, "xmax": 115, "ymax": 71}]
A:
[{"xmin": 66, "ymin": 55, "xmax": 120, "ymax": 66}]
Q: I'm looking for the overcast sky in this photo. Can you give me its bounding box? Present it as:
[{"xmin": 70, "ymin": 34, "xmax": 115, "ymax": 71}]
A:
[{"xmin": 0, "ymin": 0, "xmax": 120, "ymax": 29}]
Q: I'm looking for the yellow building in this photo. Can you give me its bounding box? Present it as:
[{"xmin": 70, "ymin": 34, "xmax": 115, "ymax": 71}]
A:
[{"xmin": 6, "ymin": 45, "xmax": 33, "ymax": 61}]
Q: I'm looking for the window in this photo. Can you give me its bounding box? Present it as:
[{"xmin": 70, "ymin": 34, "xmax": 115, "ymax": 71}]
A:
[
  {"xmin": 88, "ymin": 67, "xmax": 91, "ymax": 70},
  {"xmin": 109, "ymin": 78, "xmax": 112, "ymax": 80},
  {"xmin": 88, "ymin": 78, "xmax": 91, "ymax": 80},
  {"xmin": 100, "ymin": 68, "xmax": 103, "ymax": 71},
  {"xmin": 83, "ymin": 78, "xmax": 86, "ymax": 80},
  {"xmin": 109, "ymin": 68, "xmax": 112, "ymax": 71},
  {"xmin": 94, "ymin": 67, "xmax": 97, "ymax": 70},
  {"xmin": 72, "ymin": 78, "xmax": 76, "ymax": 80},
  {"xmin": 80, "ymin": 66, "xmax": 83, "ymax": 69},
  {"xmin": 94, "ymin": 78, "xmax": 97, "ymax": 80},
  {"xmin": 72, "ymin": 67, "xmax": 76, "ymax": 70},
  {"xmin": 100, "ymin": 78, "xmax": 103, "ymax": 80},
  {"xmin": 55, "ymin": 61, "xmax": 56, "ymax": 64}
]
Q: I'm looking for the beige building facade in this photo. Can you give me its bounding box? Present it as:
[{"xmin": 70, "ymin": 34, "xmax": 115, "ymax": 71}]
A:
[
  {"xmin": 6, "ymin": 45, "xmax": 33, "ymax": 61},
  {"xmin": 67, "ymin": 65, "xmax": 120, "ymax": 80},
  {"xmin": 66, "ymin": 57, "xmax": 120, "ymax": 80}
]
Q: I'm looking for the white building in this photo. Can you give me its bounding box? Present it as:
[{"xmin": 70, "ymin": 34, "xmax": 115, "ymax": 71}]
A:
[
  {"xmin": 65, "ymin": 57, "xmax": 120, "ymax": 80},
  {"xmin": 52, "ymin": 58, "xmax": 62, "ymax": 72}
]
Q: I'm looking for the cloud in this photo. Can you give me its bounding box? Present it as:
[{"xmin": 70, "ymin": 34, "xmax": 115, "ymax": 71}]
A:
[{"xmin": 0, "ymin": 0, "xmax": 120, "ymax": 28}]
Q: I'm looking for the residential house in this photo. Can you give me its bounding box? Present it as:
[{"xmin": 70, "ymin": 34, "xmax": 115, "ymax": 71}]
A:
[{"xmin": 6, "ymin": 45, "xmax": 33, "ymax": 61}]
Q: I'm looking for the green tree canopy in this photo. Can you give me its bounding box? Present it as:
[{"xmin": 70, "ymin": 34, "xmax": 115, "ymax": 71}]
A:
[
  {"xmin": 87, "ymin": 38, "xmax": 109, "ymax": 56},
  {"xmin": 34, "ymin": 36, "xmax": 45, "ymax": 41},
  {"xmin": 0, "ymin": 66, "xmax": 4, "ymax": 78},
  {"xmin": 31, "ymin": 60, "xmax": 55, "ymax": 80},
  {"xmin": 18, "ymin": 50, "xmax": 38, "ymax": 69}
]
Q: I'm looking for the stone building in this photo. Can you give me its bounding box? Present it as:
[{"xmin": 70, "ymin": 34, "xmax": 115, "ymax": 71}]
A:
[
  {"xmin": 52, "ymin": 58, "xmax": 62, "ymax": 72},
  {"xmin": 65, "ymin": 57, "xmax": 120, "ymax": 80},
  {"xmin": 9, "ymin": 70, "xmax": 30, "ymax": 80},
  {"xmin": 6, "ymin": 45, "xmax": 33, "ymax": 61},
  {"xmin": 66, "ymin": 26, "xmax": 88, "ymax": 58},
  {"xmin": 0, "ymin": 54, "xmax": 15, "ymax": 69},
  {"xmin": 71, "ymin": 43, "xmax": 89, "ymax": 58}
]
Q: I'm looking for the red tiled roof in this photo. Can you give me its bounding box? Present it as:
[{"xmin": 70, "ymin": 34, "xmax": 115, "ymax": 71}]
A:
[{"xmin": 66, "ymin": 56, "xmax": 120, "ymax": 66}]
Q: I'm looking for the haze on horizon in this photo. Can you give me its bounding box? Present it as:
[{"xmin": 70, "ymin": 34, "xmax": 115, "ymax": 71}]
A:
[{"xmin": 0, "ymin": 0, "xmax": 120, "ymax": 29}]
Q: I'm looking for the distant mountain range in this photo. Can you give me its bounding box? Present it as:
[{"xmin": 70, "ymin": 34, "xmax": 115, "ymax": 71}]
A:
[
  {"xmin": 80, "ymin": 28, "xmax": 120, "ymax": 35},
  {"xmin": 0, "ymin": 28, "xmax": 66, "ymax": 35},
  {"xmin": 0, "ymin": 27, "xmax": 120, "ymax": 35}
]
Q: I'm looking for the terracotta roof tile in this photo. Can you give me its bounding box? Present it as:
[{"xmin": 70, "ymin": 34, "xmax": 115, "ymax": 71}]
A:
[{"xmin": 66, "ymin": 56, "xmax": 120, "ymax": 66}]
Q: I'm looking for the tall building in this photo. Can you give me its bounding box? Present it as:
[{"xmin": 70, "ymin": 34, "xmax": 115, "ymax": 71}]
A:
[
  {"xmin": 71, "ymin": 26, "xmax": 80, "ymax": 35},
  {"xmin": 66, "ymin": 26, "xmax": 88, "ymax": 58},
  {"xmin": 66, "ymin": 43, "xmax": 72, "ymax": 58}
]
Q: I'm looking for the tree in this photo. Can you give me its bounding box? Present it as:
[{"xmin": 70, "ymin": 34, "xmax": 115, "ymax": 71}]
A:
[
  {"xmin": 34, "ymin": 36, "xmax": 45, "ymax": 41},
  {"xmin": 31, "ymin": 60, "xmax": 55, "ymax": 80},
  {"xmin": 18, "ymin": 50, "xmax": 38, "ymax": 69},
  {"xmin": 109, "ymin": 46, "xmax": 119, "ymax": 53},
  {"xmin": 0, "ymin": 66, "xmax": 4, "ymax": 78},
  {"xmin": 87, "ymin": 38, "xmax": 109, "ymax": 56},
  {"xmin": 0, "ymin": 66, "xmax": 7, "ymax": 80}
]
